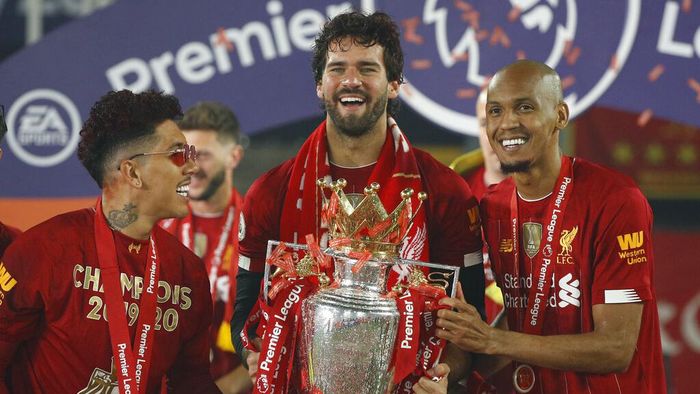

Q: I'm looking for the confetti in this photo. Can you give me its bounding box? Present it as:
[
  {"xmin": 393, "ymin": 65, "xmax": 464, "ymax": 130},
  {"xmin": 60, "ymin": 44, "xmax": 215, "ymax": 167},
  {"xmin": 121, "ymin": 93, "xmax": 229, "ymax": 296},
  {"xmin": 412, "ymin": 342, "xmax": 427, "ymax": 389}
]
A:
[
  {"xmin": 402, "ymin": 17, "xmax": 424, "ymax": 45},
  {"xmin": 476, "ymin": 29, "xmax": 490, "ymax": 42},
  {"xmin": 637, "ymin": 109, "xmax": 653, "ymax": 127},
  {"xmin": 688, "ymin": 78, "xmax": 700, "ymax": 101},
  {"xmin": 561, "ymin": 75, "xmax": 576, "ymax": 90},
  {"xmin": 566, "ymin": 47, "xmax": 581, "ymax": 65},
  {"xmin": 610, "ymin": 54, "xmax": 619, "ymax": 71},
  {"xmin": 490, "ymin": 26, "xmax": 511, "ymax": 48},
  {"xmin": 451, "ymin": 52, "xmax": 469, "ymax": 61},
  {"xmin": 410, "ymin": 59, "xmax": 432, "ymax": 70},
  {"xmin": 508, "ymin": 6, "xmax": 522, "ymax": 23},
  {"xmin": 563, "ymin": 40, "xmax": 573, "ymax": 56},
  {"xmin": 456, "ymin": 88, "xmax": 477, "ymax": 99},
  {"xmin": 648, "ymin": 64, "xmax": 665, "ymax": 82},
  {"xmin": 682, "ymin": 0, "xmax": 692, "ymax": 13},
  {"xmin": 516, "ymin": 50, "xmax": 527, "ymax": 60},
  {"xmin": 461, "ymin": 10, "xmax": 480, "ymax": 29},
  {"xmin": 216, "ymin": 27, "xmax": 234, "ymax": 52},
  {"xmin": 454, "ymin": 0, "xmax": 473, "ymax": 12}
]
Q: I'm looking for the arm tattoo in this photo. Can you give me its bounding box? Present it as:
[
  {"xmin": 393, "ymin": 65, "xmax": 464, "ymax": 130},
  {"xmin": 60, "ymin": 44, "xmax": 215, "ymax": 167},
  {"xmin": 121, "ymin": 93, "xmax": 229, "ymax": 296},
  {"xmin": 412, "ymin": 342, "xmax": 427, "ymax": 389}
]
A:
[{"xmin": 107, "ymin": 203, "xmax": 138, "ymax": 229}]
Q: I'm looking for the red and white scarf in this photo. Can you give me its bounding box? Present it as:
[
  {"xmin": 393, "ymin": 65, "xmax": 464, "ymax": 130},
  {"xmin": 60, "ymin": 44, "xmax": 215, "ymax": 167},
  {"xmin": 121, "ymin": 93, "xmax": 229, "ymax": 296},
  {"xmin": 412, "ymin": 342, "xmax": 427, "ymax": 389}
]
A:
[{"xmin": 280, "ymin": 117, "xmax": 429, "ymax": 264}]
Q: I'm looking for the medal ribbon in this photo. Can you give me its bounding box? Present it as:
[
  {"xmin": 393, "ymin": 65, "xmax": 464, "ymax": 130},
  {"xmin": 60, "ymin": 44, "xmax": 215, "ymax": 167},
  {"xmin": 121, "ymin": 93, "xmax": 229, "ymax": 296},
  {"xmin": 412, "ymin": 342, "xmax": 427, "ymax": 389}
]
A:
[
  {"xmin": 509, "ymin": 156, "xmax": 574, "ymax": 334},
  {"xmin": 179, "ymin": 190, "xmax": 242, "ymax": 313},
  {"xmin": 94, "ymin": 198, "xmax": 160, "ymax": 393},
  {"xmin": 252, "ymin": 278, "xmax": 316, "ymax": 394}
]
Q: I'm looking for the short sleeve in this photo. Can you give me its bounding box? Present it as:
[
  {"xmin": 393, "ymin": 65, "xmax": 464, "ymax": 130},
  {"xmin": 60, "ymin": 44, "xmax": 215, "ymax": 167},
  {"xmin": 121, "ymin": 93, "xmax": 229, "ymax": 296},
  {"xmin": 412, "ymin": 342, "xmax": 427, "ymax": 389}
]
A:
[
  {"xmin": 591, "ymin": 188, "xmax": 654, "ymax": 305},
  {"xmin": 238, "ymin": 163, "xmax": 289, "ymax": 273}
]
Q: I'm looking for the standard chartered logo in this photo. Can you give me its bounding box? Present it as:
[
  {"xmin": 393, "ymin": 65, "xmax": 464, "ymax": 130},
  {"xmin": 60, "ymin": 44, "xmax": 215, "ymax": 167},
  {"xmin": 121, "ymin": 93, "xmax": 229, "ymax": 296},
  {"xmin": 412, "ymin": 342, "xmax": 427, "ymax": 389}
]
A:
[
  {"xmin": 6, "ymin": 89, "xmax": 81, "ymax": 167},
  {"xmin": 558, "ymin": 273, "xmax": 581, "ymax": 308}
]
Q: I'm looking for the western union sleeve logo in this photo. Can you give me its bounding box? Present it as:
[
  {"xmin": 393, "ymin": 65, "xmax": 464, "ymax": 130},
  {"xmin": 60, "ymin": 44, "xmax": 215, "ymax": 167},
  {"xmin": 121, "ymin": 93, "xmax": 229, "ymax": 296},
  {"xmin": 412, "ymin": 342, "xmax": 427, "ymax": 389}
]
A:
[
  {"xmin": 0, "ymin": 261, "xmax": 17, "ymax": 292},
  {"xmin": 616, "ymin": 231, "xmax": 644, "ymax": 251},
  {"xmin": 616, "ymin": 231, "xmax": 647, "ymax": 265}
]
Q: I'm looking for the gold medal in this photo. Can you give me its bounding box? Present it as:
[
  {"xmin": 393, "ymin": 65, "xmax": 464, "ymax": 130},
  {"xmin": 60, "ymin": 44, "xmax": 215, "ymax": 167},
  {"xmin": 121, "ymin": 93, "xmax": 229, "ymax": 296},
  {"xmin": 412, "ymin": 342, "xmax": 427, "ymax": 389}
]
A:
[{"xmin": 513, "ymin": 364, "xmax": 535, "ymax": 393}]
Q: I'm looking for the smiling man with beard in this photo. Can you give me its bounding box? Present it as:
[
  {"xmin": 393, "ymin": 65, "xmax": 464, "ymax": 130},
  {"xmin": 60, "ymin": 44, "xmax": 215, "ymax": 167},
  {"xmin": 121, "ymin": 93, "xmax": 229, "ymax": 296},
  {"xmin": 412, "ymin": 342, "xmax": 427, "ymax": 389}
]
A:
[
  {"xmin": 160, "ymin": 102, "xmax": 249, "ymax": 394},
  {"xmin": 231, "ymin": 11, "xmax": 486, "ymax": 393}
]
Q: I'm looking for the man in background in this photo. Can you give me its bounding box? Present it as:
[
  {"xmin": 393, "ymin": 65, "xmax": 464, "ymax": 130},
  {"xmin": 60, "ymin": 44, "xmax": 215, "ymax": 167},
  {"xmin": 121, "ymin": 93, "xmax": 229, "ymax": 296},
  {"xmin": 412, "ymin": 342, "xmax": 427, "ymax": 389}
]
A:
[{"xmin": 161, "ymin": 102, "xmax": 249, "ymax": 394}]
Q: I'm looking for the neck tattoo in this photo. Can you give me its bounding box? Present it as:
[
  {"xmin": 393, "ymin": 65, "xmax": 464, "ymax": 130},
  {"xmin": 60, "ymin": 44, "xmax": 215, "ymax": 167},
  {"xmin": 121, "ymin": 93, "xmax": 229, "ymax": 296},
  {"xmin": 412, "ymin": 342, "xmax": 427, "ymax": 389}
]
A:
[{"xmin": 107, "ymin": 202, "xmax": 138, "ymax": 230}]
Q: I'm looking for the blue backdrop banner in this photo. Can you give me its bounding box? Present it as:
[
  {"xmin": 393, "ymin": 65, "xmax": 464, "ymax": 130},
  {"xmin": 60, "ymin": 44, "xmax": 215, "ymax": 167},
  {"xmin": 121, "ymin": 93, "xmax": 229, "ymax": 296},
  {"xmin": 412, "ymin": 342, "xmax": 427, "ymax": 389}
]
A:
[{"xmin": 1, "ymin": 0, "xmax": 699, "ymax": 197}]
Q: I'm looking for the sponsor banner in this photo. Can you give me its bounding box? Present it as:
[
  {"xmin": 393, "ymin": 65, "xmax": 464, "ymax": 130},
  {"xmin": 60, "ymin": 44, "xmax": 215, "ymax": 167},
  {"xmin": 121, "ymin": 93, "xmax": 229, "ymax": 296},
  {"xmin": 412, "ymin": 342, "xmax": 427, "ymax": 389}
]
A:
[
  {"xmin": 575, "ymin": 106, "xmax": 700, "ymax": 199},
  {"xmin": 1, "ymin": 0, "xmax": 699, "ymax": 199}
]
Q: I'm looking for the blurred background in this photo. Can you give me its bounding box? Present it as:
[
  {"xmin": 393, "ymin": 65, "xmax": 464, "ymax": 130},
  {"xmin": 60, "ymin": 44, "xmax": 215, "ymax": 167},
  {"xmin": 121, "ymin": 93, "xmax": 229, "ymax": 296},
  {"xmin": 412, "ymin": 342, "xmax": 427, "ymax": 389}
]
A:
[{"xmin": 0, "ymin": 0, "xmax": 698, "ymax": 392}]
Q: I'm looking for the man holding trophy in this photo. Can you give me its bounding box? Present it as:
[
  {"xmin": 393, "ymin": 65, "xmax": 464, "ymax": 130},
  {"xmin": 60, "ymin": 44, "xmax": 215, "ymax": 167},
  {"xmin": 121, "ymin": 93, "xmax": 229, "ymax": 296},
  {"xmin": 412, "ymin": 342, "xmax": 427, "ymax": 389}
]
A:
[{"xmin": 232, "ymin": 11, "xmax": 486, "ymax": 393}]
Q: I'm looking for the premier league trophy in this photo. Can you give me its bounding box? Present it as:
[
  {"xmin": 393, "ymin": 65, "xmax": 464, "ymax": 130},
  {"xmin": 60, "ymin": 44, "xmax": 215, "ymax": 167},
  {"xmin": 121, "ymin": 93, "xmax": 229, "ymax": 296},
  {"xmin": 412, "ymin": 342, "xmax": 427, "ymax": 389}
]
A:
[{"xmin": 258, "ymin": 179, "xmax": 459, "ymax": 393}]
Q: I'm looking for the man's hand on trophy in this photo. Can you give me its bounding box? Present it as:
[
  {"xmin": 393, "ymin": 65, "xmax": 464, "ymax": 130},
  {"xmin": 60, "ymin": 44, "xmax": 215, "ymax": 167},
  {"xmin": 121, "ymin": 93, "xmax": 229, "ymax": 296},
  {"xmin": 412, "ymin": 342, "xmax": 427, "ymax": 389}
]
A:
[
  {"xmin": 413, "ymin": 363, "xmax": 450, "ymax": 394},
  {"xmin": 435, "ymin": 283, "xmax": 493, "ymax": 354},
  {"xmin": 245, "ymin": 337, "xmax": 262, "ymax": 385}
]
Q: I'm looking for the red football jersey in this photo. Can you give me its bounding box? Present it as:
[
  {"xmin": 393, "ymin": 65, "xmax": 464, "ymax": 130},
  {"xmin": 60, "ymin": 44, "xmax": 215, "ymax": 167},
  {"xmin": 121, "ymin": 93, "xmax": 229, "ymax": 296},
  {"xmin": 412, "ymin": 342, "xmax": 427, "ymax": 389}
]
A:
[
  {"xmin": 481, "ymin": 158, "xmax": 666, "ymax": 393},
  {"xmin": 0, "ymin": 222, "xmax": 21, "ymax": 258},
  {"xmin": 238, "ymin": 149, "xmax": 483, "ymax": 274},
  {"xmin": 0, "ymin": 209, "xmax": 218, "ymax": 393}
]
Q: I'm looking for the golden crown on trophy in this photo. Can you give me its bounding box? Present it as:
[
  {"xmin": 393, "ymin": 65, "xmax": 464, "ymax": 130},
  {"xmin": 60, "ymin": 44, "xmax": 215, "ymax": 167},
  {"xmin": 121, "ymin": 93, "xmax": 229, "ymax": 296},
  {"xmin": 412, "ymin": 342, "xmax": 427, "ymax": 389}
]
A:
[{"xmin": 317, "ymin": 178, "xmax": 427, "ymax": 257}]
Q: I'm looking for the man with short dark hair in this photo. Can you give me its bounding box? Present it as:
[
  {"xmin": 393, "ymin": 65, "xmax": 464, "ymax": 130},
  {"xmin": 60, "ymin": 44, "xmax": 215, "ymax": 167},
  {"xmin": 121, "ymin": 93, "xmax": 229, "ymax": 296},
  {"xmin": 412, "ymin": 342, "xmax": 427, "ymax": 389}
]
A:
[
  {"xmin": 437, "ymin": 60, "xmax": 666, "ymax": 393},
  {"xmin": 0, "ymin": 90, "xmax": 220, "ymax": 393},
  {"xmin": 161, "ymin": 101, "xmax": 249, "ymax": 394},
  {"xmin": 232, "ymin": 11, "xmax": 485, "ymax": 392}
]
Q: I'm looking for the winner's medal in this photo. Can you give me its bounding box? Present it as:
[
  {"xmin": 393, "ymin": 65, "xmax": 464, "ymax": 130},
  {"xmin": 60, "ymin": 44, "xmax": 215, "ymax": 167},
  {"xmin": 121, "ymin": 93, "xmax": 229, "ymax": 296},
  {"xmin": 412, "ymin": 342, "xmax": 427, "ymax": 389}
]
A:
[{"xmin": 513, "ymin": 364, "xmax": 536, "ymax": 393}]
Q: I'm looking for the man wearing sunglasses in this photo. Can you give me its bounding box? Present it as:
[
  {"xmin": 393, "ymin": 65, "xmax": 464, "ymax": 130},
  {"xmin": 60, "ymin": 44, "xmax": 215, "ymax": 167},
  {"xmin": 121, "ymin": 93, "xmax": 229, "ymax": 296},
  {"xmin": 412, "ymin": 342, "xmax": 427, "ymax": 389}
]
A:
[
  {"xmin": 0, "ymin": 105, "xmax": 22, "ymax": 258},
  {"xmin": 160, "ymin": 102, "xmax": 250, "ymax": 394},
  {"xmin": 0, "ymin": 90, "xmax": 221, "ymax": 393}
]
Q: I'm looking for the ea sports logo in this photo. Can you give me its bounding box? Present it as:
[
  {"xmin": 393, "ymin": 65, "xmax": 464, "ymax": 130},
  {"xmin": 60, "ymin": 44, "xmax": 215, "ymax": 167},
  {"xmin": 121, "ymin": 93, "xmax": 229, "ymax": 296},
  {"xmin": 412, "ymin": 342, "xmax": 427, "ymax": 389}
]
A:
[
  {"xmin": 389, "ymin": 0, "xmax": 640, "ymax": 136},
  {"xmin": 6, "ymin": 89, "xmax": 81, "ymax": 167}
]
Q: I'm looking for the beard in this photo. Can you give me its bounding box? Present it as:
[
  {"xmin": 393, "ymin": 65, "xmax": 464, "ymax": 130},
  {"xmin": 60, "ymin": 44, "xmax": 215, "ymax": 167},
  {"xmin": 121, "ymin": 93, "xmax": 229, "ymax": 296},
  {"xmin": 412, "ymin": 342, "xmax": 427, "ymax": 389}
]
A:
[
  {"xmin": 500, "ymin": 160, "xmax": 532, "ymax": 174},
  {"xmin": 323, "ymin": 89, "xmax": 388, "ymax": 137},
  {"xmin": 189, "ymin": 168, "xmax": 226, "ymax": 201}
]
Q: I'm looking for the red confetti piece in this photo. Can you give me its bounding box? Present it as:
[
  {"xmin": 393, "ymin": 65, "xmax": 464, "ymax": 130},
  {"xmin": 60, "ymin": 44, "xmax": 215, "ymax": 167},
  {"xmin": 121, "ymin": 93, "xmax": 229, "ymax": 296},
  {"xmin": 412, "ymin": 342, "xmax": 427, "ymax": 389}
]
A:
[
  {"xmin": 610, "ymin": 54, "xmax": 619, "ymax": 71},
  {"xmin": 566, "ymin": 47, "xmax": 581, "ymax": 65},
  {"xmin": 456, "ymin": 88, "xmax": 477, "ymax": 99},
  {"xmin": 411, "ymin": 59, "xmax": 432, "ymax": 70},
  {"xmin": 402, "ymin": 17, "xmax": 424, "ymax": 45},
  {"xmin": 454, "ymin": 0, "xmax": 472, "ymax": 12},
  {"xmin": 329, "ymin": 238, "xmax": 352, "ymax": 248},
  {"xmin": 476, "ymin": 29, "xmax": 490, "ymax": 42},
  {"xmin": 508, "ymin": 6, "xmax": 521, "ymax": 22},
  {"xmin": 516, "ymin": 50, "xmax": 527, "ymax": 60},
  {"xmin": 216, "ymin": 27, "xmax": 234, "ymax": 52},
  {"xmin": 306, "ymin": 234, "xmax": 330, "ymax": 269},
  {"xmin": 648, "ymin": 64, "xmax": 665, "ymax": 82},
  {"xmin": 561, "ymin": 75, "xmax": 576, "ymax": 90},
  {"xmin": 490, "ymin": 26, "xmax": 511, "ymax": 48},
  {"xmin": 349, "ymin": 251, "xmax": 373, "ymax": 274},
  {"xmin": 451, "ymin": 52, "xmax": 469, "ymax": 61},
  {"xmin": 637, "ymin": 109, "xmax": 653, "ymax": 127},
  {"xmin": 266, "ymin": 242, "xmax": 288, "ymax": 265},
  {"xmin": 688, "ymin": 78, "xmax": 700, "ymax": 101},
  {"xmin": 461, "ymin": 10, "xmax": 480, "ymax": 29},
  {"xmin": 682, "ymin": 0, "xmax": 692, "ymax": 13},
  {"xmin": 563, "ymin": 40, "xmax": 573, "ymax": 56}
]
